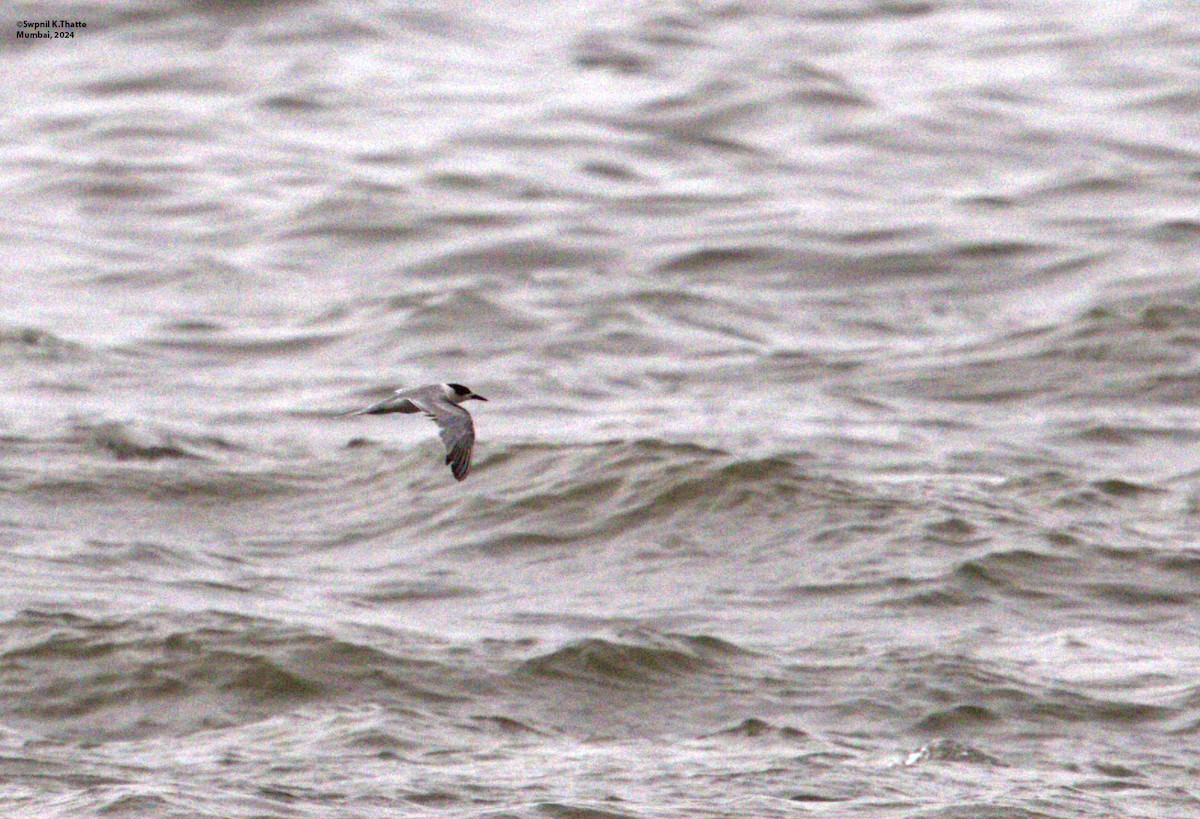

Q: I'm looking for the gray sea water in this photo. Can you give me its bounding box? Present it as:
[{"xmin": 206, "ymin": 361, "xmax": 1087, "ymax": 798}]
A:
[{"xmin": 3, "ymin": 0, "xmax": 1200, "ymax": 816}]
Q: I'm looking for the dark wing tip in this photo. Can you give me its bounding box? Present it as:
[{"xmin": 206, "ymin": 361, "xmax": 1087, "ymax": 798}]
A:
[{"xmin": 446, "ymin": 447, "xmax": 471, "ymax": 480}]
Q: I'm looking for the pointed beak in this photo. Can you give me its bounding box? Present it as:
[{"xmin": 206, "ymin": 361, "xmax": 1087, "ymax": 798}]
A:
[{"xmin": 471, "ymin": 394, "xmax": 488, "ymax": 401}]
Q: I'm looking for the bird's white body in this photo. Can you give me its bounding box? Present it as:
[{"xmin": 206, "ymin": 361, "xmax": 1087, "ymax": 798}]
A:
[{"xmin": 346, "ymin": 383, "xmax": 487, "ymax": 481}]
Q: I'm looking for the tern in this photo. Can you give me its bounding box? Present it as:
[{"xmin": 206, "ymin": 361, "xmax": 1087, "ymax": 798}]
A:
[{"xmin": 345, "ymin": 383, "xmax": 487, "ymax": 481}]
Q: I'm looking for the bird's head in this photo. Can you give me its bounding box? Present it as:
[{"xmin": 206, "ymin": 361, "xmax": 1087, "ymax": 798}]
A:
[{"xmin": 444, "ymin": 383, "xmax": 487, "ymax": 403}]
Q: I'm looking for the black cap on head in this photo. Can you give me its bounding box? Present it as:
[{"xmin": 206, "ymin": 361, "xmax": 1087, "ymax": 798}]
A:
[{"xmin": 447, "ymin": 383, "xmax": 472, "ymax": 396}]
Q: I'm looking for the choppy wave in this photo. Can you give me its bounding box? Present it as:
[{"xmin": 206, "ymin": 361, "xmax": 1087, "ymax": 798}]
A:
[
  {"xmin": 0, "ymin": 609, "xmax": 475, "ymax": 740},
  {"xmin": 4, "ymin": 0, "xmax": 1200, "ymax": 815},
  {"xmin": 519, "ymin": 631, "xmax": 745, "ymax": 687}
]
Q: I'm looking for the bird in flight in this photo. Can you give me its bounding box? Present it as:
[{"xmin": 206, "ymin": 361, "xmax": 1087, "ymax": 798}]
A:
[{"xmin": 345, "ymin": 383, "xmax": 487, "ymax": 481}]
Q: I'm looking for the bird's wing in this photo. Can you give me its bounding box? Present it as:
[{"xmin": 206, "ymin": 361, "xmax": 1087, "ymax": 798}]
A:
[
  {"xmin": 345, "ymin": 386, "xmax": 420, "ymax": 415},
  {"xmin": 414, "ymin": 398, "xmax": 476, "ymax": 481}
]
